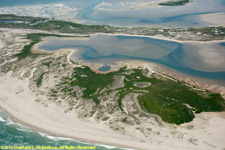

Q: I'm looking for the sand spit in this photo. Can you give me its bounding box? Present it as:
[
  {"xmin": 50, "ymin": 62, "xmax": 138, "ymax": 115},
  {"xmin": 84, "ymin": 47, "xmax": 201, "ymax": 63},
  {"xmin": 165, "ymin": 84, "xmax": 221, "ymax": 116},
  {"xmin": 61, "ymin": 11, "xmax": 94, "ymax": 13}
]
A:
[
  {"xmin": 0, "ymin": 28, "xmax": 225, "ymax": 150},
  {"xmin": 198, "ymin": 12, "xmax": 225, "ymax": 27},
  {"xmin": 1, "ymin": 66, "xmax": 225, "ymax": 150},
  {"xmin": 92, "ymin": 33, "xmax": 225, "ymax": 44},
  {"xmin": 0, "ymin": 77, "xmax": 192, "ymax": 150}
]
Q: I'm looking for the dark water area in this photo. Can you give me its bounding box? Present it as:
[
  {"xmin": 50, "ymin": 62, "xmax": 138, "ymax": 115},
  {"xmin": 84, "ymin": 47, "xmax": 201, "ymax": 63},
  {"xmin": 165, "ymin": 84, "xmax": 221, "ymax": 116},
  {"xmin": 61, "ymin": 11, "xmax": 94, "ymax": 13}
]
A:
[
  {"xmin": 220, "ymin": 42, "xmax": 225, "ymax": 47},
  {"xmin": 0, "ymin": 20, "xmax": 24, "ymax": 23},
  {"xmin": 98, "ymin": 66, "xmax": 111, "ymax": 71},
  {"xmin": 0, "ymin": 111, "xmax": 124, "ymax": 150}
]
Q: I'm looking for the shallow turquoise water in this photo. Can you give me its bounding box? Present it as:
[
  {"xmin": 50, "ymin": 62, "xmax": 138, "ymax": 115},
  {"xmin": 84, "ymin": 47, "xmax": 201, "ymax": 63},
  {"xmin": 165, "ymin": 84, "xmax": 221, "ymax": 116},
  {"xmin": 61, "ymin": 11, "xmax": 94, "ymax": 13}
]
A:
[
  {"xmin": 0, "ymin": 111, "xmax": 126, "ymax": 150},
  {"xmin": 0, "ymin": 1, "xmax": 225, "ymax": 148}
]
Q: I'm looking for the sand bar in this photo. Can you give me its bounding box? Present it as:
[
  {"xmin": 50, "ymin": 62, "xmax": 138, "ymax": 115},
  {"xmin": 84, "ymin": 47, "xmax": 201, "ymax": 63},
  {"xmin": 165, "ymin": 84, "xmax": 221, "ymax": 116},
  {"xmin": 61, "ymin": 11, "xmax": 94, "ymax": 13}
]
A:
[{"xmin": 0, "ymin": 76, "xmax": 196, "ymax": 150}]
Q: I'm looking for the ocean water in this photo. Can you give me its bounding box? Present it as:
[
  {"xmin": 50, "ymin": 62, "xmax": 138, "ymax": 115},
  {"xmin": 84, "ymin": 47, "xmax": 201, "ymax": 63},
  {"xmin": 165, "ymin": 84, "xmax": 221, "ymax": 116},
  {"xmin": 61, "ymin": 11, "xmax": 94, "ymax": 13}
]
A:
[
  {"xmin": 0, "ymin": 1, "xmax": 225, "ymax": 149},
  {"xmin": 38, "ymin": 35, "xmax": 225, "ymax": 80},
  {"xmin": 0, "ymin": 110, "xmax": 127, "ymax": 150},
  {"xmin": 0, "ymin": 0, "xmax": 225, "ymax": 27}
]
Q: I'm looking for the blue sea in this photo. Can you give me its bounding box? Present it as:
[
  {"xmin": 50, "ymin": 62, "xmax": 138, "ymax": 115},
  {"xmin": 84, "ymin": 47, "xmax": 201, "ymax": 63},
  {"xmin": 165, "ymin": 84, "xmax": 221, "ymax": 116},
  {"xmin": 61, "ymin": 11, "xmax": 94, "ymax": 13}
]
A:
[
  {"xmin": 0, "ymin": 0, "xmax": 225, "ymax": 149},
  {"xmin": 0, "ymin": 110, "xmax": 127, "ymax": 150}
]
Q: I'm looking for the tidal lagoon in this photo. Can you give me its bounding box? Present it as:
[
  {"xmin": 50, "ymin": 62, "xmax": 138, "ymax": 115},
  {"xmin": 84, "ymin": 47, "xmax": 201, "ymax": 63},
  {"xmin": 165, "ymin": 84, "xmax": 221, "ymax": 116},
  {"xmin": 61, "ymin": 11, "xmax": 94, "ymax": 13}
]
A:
[{"xmin": 38, "ymin": 35, "xmax": 225, "ymax": 80}]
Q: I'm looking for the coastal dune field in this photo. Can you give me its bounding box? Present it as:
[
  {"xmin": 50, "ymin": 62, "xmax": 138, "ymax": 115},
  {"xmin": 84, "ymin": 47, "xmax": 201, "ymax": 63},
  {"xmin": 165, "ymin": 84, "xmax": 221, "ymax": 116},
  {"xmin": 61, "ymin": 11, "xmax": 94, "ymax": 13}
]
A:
[
  {"xmin": 0, "ymin": 75, "xmax": 198, "ymax": 150},
  {"xmin": 0, "ymin": 62, "xmax": 225, "ymax": 150},
  {"xmin": 0, "ymin": 28, "xmax": 225, "ymax": 150},
  {"xmin": 0, "ymin": 0, "xmax": 225, "ymax": 149}
]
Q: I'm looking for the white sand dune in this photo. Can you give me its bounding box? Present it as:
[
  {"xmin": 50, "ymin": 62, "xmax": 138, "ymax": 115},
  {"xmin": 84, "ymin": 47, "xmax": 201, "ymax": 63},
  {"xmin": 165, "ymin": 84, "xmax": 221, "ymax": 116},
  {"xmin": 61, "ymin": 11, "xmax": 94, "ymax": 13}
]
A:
[
  {"xmin": 0, "ymin": 77, "xmax": 194, "ymax": 150},
  {"xmin": 0, "ymin": 28, "xmax": 225, "ymax": 150}
]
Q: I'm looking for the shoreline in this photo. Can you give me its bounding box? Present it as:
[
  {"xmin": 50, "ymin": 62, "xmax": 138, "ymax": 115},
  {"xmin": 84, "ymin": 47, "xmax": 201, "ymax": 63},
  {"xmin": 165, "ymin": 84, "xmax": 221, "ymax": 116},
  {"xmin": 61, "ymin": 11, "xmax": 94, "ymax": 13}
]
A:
[
  {"xmin": 123, "ymin": 60, "xmax": 225, "ymax": 96},
  {"xmin": 31, "ymin": 43, "xmax": 225, "ymax": 96},
  {"xmin": 1, "ymin": 69, "xmax": 225, "ymax": 150},
  {"xmin": 91, "ymin": 33, "xmax": 225, "ymax": 44},
  {"xmin": 0, "ymin": 98, "xmax": 138, "ymax": 150},
  {"xmin": 1, "ymin": 28, "xmax": 225, "ymax": 150},
  {"xmin": 0, "ymin": 103, "xmax": 132, "ymax": 150},
  {"xmin": 1, "ymin": 73, "xmax": 225, "ymax": 150},
  {"xmin": 0, "ymin": 55, "xmax": 224, "ymax": 150},
  {"xmin": 0, "ymin": 74, "xmax": 179, "ymax": 150},
  {"xmin": 0, "ymin": 91, "xmax": 191, "ymax": 150},
  {"xmin": 35, "ymin": 32, "xmax": 225, "ymax": 44}
]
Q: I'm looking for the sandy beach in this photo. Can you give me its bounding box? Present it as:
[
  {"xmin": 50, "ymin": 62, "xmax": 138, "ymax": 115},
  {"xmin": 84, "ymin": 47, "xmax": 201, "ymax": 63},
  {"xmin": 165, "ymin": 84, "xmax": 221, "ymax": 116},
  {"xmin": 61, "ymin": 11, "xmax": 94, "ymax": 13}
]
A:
[
  {"xmin": 0, "ymin": 72, "xmax": 225, "ymax": 150},
  {"xmin": 0, "ymin": 0, "xmax": 225, "ymax": 148},
  {"xmin": 91, "ymin": 33, "xmax": 225, "ymax": 44},
  {"xmin": 0, "ymin": 76, "xmax": 196, "ymax": 150},
  {"xmin": 1, "ymin": 28, "xmax": 225, "ymax": 150}
]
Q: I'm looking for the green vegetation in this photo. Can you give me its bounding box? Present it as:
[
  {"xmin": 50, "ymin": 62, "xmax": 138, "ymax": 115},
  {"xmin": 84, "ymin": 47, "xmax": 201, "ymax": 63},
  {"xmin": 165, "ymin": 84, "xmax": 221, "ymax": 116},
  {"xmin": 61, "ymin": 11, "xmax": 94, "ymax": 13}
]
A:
[
  {"xmin": 1, "ymin": 14, "xmax": 225, "ymax": 41},
  {"xmin": 128, "ymin": 70, "xmax": 224, "ymax": 124},
  {"xmin": 42, "ymin": 61, "xmax": 52, "ymax": 67},
  {"xmin": 159, "ymin": 0, "xmax": 191, "ymax": 6},
  {"xmin": 187, "ymin": 26, "xmax": 225, "ymax": 40},
  {"xmin": 14, "ymin": 33, "xmax": 42, "ymax": 60},
  {"xmin": 119, "ymin": 69, "xmax": 224, "ymax": 125},
  {"xmin": 0, "ymin": 14, "xmax": 113, "ymax": 34},
  {"xmin": 37, "ymin": 72, "xmax": 46, "ymax": 87},
  {"xmin": 137, "ymin": 75, "xmax": 224, "ymax": 125},
  {"xmin": 57, "ymin": 66, "xmax": 126, "ymax": 104},
  {"xmin": 54, "ymin": 66, "xmax": 225, "ymax": 124},
  {"xmin": 0, "ymin": 14, "xmax": 47, "ymax": 23},
  {"xmin": 8, "ymin": 14, "xmax": 223, "ymax": 125},
  {"xmin": 62, "ymin": 64, "xmax": 67, "ymax": 68}
]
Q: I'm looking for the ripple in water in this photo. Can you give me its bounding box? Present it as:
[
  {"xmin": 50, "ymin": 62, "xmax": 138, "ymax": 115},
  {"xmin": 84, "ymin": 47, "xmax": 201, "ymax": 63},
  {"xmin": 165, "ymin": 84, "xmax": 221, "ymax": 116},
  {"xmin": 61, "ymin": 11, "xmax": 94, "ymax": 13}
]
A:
[{"xmin": 0, "ymin": 111, "xmax": 126, "ymax": 150}]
